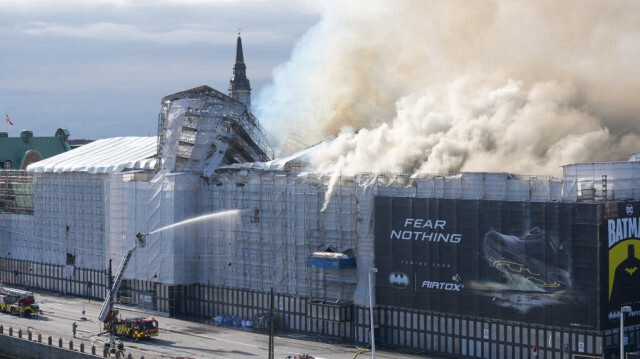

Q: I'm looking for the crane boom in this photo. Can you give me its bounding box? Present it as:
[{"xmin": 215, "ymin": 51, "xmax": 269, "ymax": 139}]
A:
[{"xmin": 99, "ymin": 232, "xmax": 147, "ymax": 322}]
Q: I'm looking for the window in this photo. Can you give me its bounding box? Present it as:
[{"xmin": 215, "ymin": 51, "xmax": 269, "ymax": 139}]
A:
[
  {"xmin": 3, "ymin": 161, "xmax": 11, "ymax": 170},
  {"xmin": 66, "ymin": 253, "xmax": 75, "ymax": 266}
]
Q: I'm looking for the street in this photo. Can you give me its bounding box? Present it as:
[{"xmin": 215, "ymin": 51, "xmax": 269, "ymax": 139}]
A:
[{"xmin": 0, "ymin": 290, "xmax": 438, "ymax": 359}]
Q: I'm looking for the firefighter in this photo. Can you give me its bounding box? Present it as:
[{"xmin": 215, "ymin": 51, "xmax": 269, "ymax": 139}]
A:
[{"xmin": 72, "ymin": 322, "xmax": 78, "ymax": 338}]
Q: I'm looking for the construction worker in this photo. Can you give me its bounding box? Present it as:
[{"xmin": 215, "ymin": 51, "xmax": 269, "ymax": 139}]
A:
[{"xmin": 72, "ymin": 322, "xmax": 78, "ymax": 338}]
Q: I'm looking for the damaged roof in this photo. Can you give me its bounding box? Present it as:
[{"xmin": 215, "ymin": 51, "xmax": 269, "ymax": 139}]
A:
[
  {"xmin": 158, "ymin": 85, "xmax": 272, "ymax": 176},
  {"xmin": 217, "ymin": 135, "xmax": 337, "ymax": 173}
]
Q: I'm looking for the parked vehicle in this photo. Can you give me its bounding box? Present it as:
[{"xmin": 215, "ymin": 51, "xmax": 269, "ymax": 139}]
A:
[{"xmin": 0, "ymin": 285, "xmax": 39, "ymax": 317}]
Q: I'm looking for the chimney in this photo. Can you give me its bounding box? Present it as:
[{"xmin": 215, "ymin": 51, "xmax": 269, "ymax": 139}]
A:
[{"xmin": 20, "ymin": 130, "xmax": 33, "ymax": 144}]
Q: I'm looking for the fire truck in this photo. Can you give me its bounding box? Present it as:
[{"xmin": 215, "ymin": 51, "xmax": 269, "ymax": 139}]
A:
[
  {"xmin": 0, "ymin": 285, "xmax": 39, "ymax": 317},
  {"xmin": 99, "ymin": 232, "xmax": 159, "ymax": 344},
  {"xmin": 102, "ymin": 315, "xmax": 159, "ymax": 340}
]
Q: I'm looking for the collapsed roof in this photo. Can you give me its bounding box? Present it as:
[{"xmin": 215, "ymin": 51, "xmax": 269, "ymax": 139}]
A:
[
  {"xmin": 218, "ymin": 135, "xmax": 337, "ymax": 173},
  {"xmin": 26, "ymin": 86, "xmax": 273, "ymax": 177},
  {"xmin": 158, "ymin": 86, "xmax": 272, "ymax": 176}
]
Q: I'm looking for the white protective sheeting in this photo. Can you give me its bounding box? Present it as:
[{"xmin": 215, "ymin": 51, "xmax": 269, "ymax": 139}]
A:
[
  {"xmin": 108, "ymin": 172, "xmax": 200, "ymax": 285},
  {"xmin": 0, "ymin": 172, "xmax": 109, "ymax": 268},
  {"xmin": 373, "ymin": 172, "xmax": 562, "ymax": 202},
  {"xmin": 562, "ymin": 161, "xmax": 640, "ymax": 201},
  {"xmin": 198, "ymin": 172, "xmax": 363, "ymax": 302},
  {"xmin": 0, "ymin": 212, "xmax": 36, "ymax": 261},
  {"xmin": 26, "ymin": 137, "xmax": 157, "ymax": 174}
]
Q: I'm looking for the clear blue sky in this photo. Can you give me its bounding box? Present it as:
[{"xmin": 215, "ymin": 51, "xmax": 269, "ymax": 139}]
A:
[{"xmin": 0, "ymin": 0, "xmax": 320, "ymax": 140}]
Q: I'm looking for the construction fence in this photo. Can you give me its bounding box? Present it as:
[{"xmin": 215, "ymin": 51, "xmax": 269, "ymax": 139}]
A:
[{"xmin": 0, "ymin": 258, "xmax": 106, "ymax": 300}]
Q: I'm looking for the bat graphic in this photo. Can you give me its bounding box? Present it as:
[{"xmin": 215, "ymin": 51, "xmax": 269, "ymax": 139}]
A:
[
  {"xmin": 625, "ymin": 267, "xmax": 638, "ymax": 276},
  {"xmin": 389, "ymin": 272, "xmax": 409, "ymax": 288}
]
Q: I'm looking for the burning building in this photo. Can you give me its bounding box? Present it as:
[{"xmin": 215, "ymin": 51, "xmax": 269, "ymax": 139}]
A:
[{"xmin": 1, "ymin": 27, "xmax": 639, "ymax": 359}]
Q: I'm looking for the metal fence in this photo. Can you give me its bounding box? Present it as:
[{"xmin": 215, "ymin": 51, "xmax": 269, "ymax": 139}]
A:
[{"xmin": 0, "ymin": 258, "xmax": 106, "ymax": 299}]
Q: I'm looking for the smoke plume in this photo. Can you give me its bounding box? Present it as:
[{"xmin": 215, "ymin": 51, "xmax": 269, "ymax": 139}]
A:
[{"xmin": 255, "ymin": 0, "xmax": 640, "ymax": 177}]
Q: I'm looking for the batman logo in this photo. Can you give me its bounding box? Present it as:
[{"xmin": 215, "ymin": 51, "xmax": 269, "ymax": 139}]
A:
[
  {"xmin": 389, "ymin": 272, "xmax": 409, "ymax": 288},
  {"xmin": 625, "ymin": 267, "xmax": 638, "ymax": 276}
]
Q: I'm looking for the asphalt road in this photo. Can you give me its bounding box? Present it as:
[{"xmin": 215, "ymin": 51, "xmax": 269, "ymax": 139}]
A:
[{"xmin": 0, "ymin": 290, "xmax": 439, "ymax": 359}]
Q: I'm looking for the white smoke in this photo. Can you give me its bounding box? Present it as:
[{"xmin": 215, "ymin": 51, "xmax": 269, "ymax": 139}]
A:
[{"xmin": 255, "ymin": 0, "xmax": 640, "ymax": 177}]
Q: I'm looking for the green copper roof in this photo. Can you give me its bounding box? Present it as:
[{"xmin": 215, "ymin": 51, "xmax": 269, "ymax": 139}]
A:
[{"xmin": 0, "ymin": 131, "xmax": 71, "ymax": 169}]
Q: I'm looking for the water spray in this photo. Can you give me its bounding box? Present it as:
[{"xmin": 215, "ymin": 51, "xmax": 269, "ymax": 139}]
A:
[{"xmin": 146, "ymin": 209, "xmax": 248, "ymax": 236}]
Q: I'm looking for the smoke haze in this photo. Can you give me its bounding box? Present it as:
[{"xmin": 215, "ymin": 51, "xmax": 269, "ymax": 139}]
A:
[{"xmin": 255, "ymin": 0, "xmax": 640, "ymax": 176}]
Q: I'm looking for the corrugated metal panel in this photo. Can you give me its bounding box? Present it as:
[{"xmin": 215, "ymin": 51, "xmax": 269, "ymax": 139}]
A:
[
  {"xmin": 0, "ymin": 136, "xmax": 69, "ymax": 169},
  {"xmin": 25, "ymin": 137, "xmax": 157, "ymax": 174}
]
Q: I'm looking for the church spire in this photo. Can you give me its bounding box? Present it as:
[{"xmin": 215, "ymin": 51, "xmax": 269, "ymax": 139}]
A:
[{"xmin": 228, "ymin": 30, "xmax": 251, "ymax": 109}]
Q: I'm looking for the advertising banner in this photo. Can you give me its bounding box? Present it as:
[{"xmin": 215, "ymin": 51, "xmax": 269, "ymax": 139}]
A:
[
  {"xmin": 601, "ymin": 201, "xmax": 640, "ymax": 329},
  {"xmin": 374, "ymin": 197, "xmax": 600, "ymax": 329}
]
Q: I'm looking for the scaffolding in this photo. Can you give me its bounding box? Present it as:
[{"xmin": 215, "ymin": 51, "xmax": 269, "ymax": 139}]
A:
[
  {"xmin": 156, "ymin": 86, "xmax": 272, "ymax": 176},
  {"xmin": 199, "ymin": 171, "xmax": 362, "ymax": 303},
  {"xmin": 1, "ymin": 163, "xmax": 639, "ymax": 308},
  {"xmin": 562, "ymin": 161, "xmax": 640, "ymax": 201},
  {"xmin": 0, "ymin": 171, "xmax": 108, "ymax": 270},
  {"xmin": 0, "ymin": 170, "xmax": 34, "ymax": 214},
  {"xmin": 1, "ymin": 119, "xmax": 639, "ymax": 313}
]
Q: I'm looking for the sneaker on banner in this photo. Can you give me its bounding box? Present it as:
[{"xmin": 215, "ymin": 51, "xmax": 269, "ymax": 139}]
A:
[{"xmin": 483, "ymin": 227, "xmax": 572, "ymax": 292}]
